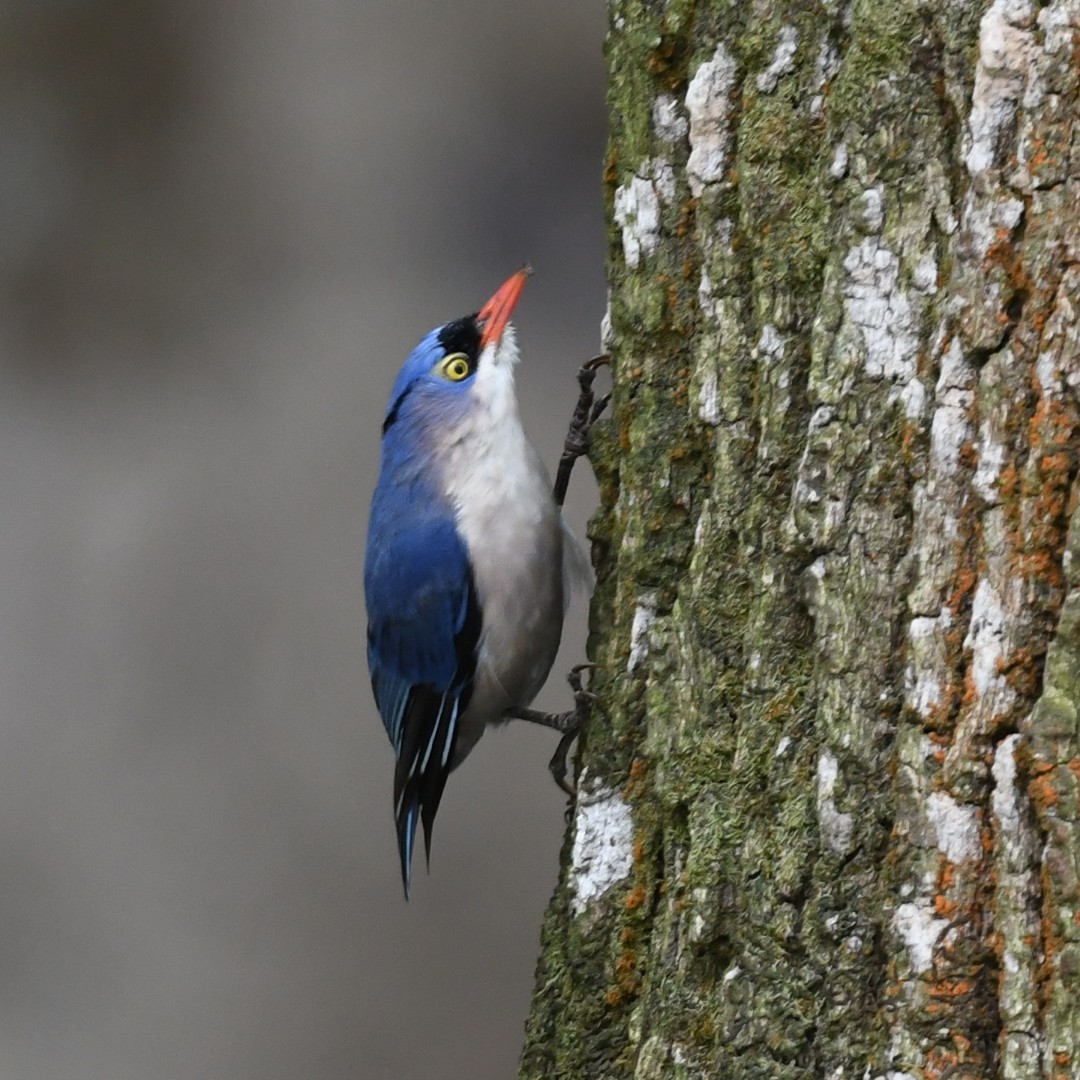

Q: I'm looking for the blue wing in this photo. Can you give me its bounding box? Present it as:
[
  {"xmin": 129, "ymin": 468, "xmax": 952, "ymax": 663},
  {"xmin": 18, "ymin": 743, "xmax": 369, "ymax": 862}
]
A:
[{"xmin": 365, "ymin": 492, "xmax": 480, "ymax": 897}]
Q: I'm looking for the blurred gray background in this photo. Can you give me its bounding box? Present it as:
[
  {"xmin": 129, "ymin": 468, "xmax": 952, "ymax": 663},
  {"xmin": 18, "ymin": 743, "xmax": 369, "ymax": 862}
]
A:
[{"xmin": 0, "ymin": 3, "xmax": 607, "ymax": 1077}]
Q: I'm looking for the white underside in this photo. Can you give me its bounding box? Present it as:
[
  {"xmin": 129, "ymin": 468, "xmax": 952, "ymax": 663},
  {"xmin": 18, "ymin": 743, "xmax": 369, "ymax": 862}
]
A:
[{"xmin": 438, "ymin": 330, "xmax": 568, "ymax": 765}]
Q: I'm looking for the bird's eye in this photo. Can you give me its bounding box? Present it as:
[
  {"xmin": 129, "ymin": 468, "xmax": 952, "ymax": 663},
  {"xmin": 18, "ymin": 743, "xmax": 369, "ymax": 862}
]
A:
[{"xmin": 438, "ymin": 353, "xmax": 472, "ymax": 382}]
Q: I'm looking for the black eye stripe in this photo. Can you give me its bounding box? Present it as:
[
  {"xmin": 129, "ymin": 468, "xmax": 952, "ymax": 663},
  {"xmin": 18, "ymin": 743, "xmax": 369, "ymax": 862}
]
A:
[{"xmin": 436, "ymin": 317, "xmax": 481, "ymax": 362}]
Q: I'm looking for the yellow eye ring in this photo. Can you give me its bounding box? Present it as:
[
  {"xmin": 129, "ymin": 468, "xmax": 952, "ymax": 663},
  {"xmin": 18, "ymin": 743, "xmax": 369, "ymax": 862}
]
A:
[{"xmin": 439, "ymin": 353, "xmax": 471, "ymax": 382}]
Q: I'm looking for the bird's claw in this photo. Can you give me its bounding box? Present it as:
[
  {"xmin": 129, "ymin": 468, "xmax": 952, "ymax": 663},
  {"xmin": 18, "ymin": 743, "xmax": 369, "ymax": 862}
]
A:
[
  {"xmin": 554, "ymin": 355, "xmax": 611, "ymax": 508},
  {"xmin": 548, "ymin": 664, "xmax": 599, "ymax": 798}
]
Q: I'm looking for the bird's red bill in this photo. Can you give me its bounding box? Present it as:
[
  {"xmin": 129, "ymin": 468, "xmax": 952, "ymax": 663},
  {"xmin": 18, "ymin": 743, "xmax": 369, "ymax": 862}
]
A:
[{"xmin": 478, "ymin": 267, "xmax": 531, "ymax": 348}]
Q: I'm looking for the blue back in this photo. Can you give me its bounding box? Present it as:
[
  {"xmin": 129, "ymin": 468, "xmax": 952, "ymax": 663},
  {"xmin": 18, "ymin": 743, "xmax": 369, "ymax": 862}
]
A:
[{"xmin": 364, "ymin": 327, "xmax": 482, "ymax": 897}]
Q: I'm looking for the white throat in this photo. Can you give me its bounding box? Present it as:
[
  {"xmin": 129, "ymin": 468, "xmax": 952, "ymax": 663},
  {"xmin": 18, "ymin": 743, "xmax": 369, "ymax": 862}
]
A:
[
  {"xmin": 438, "ymin": 323, "xmax": 553, "ymax": 573},
  {"xmin": 471, "ymin": 325, "xmax": 520, "ymax": 427}
]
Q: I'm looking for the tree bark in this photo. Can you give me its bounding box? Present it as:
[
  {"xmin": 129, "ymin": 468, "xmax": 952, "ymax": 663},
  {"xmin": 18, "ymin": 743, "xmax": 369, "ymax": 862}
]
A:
[{"xmin": 521, "ymin": 0, "xmax": 1080, "ymax": 1077}]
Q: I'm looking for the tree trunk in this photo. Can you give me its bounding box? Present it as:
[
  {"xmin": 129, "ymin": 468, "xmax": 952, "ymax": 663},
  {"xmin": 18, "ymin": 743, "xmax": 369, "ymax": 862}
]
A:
[{"xmin": 521, "ymin": 0, "xmax": 1080, "ymax": 1076}]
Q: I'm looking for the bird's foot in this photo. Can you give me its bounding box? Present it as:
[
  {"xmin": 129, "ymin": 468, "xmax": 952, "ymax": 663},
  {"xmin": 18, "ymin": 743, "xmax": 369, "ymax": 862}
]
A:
[
  {"xmin": 547, "ymin": 664, "xmax": 597, "ymax": 797},
  {"xmin": 554, "ymin": 356, "xmax": 611, "ymax": 508},
  {"xmin": 504, "ymin": 664, "xmax": 597, "ymax": 797}
]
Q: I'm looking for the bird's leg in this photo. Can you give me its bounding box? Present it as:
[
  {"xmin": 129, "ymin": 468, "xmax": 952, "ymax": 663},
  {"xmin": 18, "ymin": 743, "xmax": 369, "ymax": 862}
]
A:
[
  {"xmin": 517, "ymin": 359, "xmax": 608, "ymax": 793},
  {"xmin": 553, "ymin": 355, "xmax": 610, "ymax": 508},
  {"xmin": 504, "ymin": 664, "xmax": 596, "ymax": 796}
]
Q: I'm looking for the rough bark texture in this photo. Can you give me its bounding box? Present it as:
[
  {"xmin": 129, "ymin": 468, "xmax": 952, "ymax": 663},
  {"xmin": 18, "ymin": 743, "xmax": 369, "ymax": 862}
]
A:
[{"xmin": 521, "ymin": 1, "xmax": 1080, "ymax": 1077}]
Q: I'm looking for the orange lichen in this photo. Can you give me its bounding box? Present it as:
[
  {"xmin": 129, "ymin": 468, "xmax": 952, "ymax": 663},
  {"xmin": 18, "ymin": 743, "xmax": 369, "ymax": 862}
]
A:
[
  {"xmin": 921, "ymin": 698, "xmax": 955, "ymax": 736},
  {"xmin": 947, "ymin": 566, "xmax": 978, "ymax": 612},
  {"xmin": 928, "ymin": 979, "xmax": 974, "ymax": 999},
  {"xmin": 998, "ymin": 463, "xmax": 1020, "ymax": 502},
  {"xmin": 1040, "ymin": 451, "xmax": 1071, "ymax": 474},
  {"xmin": 923, "ymin": 1048, "xmax": 962, "ymax": 1080},
  {"xmin": 938, "ymin": 862, "xmax": 957, "ymax": 892},
  {"xmin": 934, "ymin": 893, "xmax": 958, "ymax": 918},
  {"xmin": 960, "ymin": 672, "xmax": 978, "ymax": 709},
  {"xmin": 1029, "ymin": 771, "xmax": 1060, "ymax": 813}
]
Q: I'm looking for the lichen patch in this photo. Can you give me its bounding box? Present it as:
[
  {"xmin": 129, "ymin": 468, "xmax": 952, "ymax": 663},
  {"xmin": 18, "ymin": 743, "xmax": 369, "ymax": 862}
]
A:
[
  {"xmin": 817, "ymin": 751, "xmax": 855, "ymax": 855},
  {"xmin": 569, "ymin": 780, "xmax": 635, "ymax": 917},
  {"xmin": 685, "ymin": 44, "xmax": 738, "ymax": 196},
  {"xmin": 614, "ymin": 161, "xmax": 676, "ymax": 269},
  {"xmin": 964, "ymin": 577, "xmax": 1007, "ymax": 699},
  {"xmin": 652, "ymin": 94, "xmax": 688, "ymax": 143},
  {"xmin": 756, "ymin": 26, "xmax": 799, "ymax": 94},
  {"xmin": 893, "ymin": 901, "xmax": 947, "ymax": 973},
  {"xmin": 965, "ymin": 0, "xmax": 1035, "ymax": 177},
  {"xmin": 842, "ymin": 237, "xmax": 918, "ymax": 394},
  {"xmin": 925, "ymin": 790, "xmax": 982, "ymax": 864},
  {"xmin": 628, "ymin": 593, "xmax": 659, "ymax": 673}
]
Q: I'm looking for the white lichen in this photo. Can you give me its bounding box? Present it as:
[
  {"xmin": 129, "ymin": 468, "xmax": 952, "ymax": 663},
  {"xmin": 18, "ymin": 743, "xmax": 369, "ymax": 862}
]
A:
[
  {"xmin": 899, "ymin": 377, "xmax": 927, "ymax": 421},
  {"xmin": 789, "ymin": 406, "xmax": 838, "ymax": 521},
  {"xmin": 627, "ymin": 593, "xmax": 658, "ymax": 673},
  {"xmin": 613, "ymin": 160, "xmax": 676, "ymax": 269},
  {"xmin": 600, "ymin": 290, "xmax": 613, "ymax": 352},
  {"xmin": 992, "ymin": 733, "xmax": 1038, "ymax": 867},
  {"xmin": 929, "ymin": 337, "xmax": 974, "ymax": 476},
  {"xmin": 829, "ymin": 142, "xmax": 849, "ymax": 179},
  {"xmin": 965, "ymin": 0, "xmax": 1035, "ymax": 177},
  {"xmin": 990, "ymin": 732, "xmax": 1042, "ymax": 1058},
  {"xmin": 693, "ymin": 500, "xmax": 713, "ymax": 547},
  {"xmin": 698, "ymin": 266, "xmax": 717, "ymax": 323},
  {"xmin": 817, "ymin": 751, "xmax": 854, "ymax": 854},
  {"xmin": 925, "ymin": 790, "xmax": 982, "ymax": 864},
  {"xmin": 912, "ymin": 253, "xmax": 938, "ymax": 295},
  {"xmin": 652, "ymin": 93, "xmax": 688, "ymax": 143},
  {"xmin": 756, "ymin": 25, "xmax": 799, "ymax": 93},
  {"xmin": 698, "ymin": 371, "xmax": 721, "ymax": 425},
  {"xmin": 893, "ymin": 901, "xmax": 947, "ymax": 973},
  {"xmin": 757, "ymin": 324, "xmax": 784, "ymax": 363},
  {"xmin": 570, "ymin": 781, "xmax": 635, "ymax": 916},
  {"xmin": 810, "ymin": 38, "xmax": 841, "ymax": 117},
  {"xmin": 842, "ymin": 237, "xmax": 918, "ymax": 392},
  {"xmin": 685, "ymin": 44, "xmax": 738, "ymax": 196},
  {"xmin": 973, "ymin": 417, "xmax": 1006, "ymax": 502},
  {"xmin": 964, "ymin": 577, "xmax": 1006, "ymax": 698},
  {"xmin": 854, "ymin": 187, "xmax": 884, "ymax": 234},
  {"xmin": 1035, "ymin": 347, "xmax": 1065, "ymax": 399},
  {"xmin": 961, "ymin": 192, "xmax": 1025, "ymax": 261},
  {"xmin": 905, "ymin": 611, "xmax": 953, "ymax": 718}
]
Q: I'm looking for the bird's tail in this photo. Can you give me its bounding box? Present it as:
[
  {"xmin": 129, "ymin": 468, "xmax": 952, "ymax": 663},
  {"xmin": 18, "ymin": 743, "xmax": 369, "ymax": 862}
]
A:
[{"xmin": 393, "ymin": 689, "xmax": 460, "ymax": 898}]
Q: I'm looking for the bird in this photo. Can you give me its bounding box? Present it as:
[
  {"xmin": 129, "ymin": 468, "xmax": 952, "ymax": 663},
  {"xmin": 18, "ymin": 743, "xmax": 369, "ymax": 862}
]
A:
[{"xmin": 364, "ymin": 268, "xmax": 597, "ymax": 897}]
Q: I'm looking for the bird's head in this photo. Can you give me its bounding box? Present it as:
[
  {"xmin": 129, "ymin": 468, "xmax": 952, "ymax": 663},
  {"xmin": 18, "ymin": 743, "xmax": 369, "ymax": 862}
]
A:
[{"xmin": 381, "ymin": 268, "xmax": 531, "ymax": 439}]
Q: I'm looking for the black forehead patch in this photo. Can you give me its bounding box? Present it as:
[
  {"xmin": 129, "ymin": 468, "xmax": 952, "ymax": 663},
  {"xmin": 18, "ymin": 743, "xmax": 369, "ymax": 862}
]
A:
[{"xmin": 437, "ymin": 316, "xmax": 481, "ymax": 360}]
